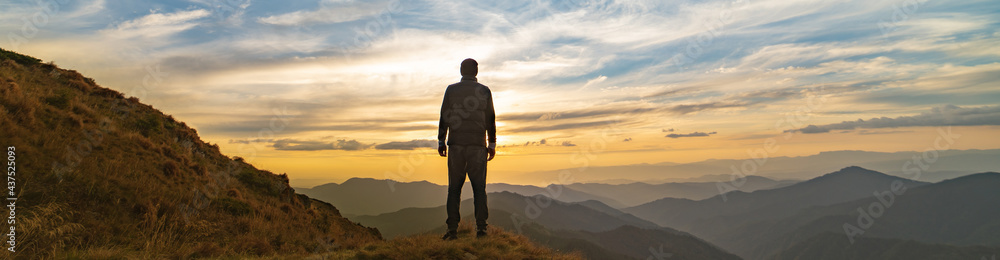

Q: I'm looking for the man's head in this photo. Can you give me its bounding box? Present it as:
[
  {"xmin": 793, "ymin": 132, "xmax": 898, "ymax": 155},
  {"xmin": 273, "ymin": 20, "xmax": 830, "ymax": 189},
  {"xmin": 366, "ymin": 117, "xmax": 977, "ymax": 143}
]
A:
[{"xmin": 461, "ymin": 58, "xmax": 478, "ymax": 77}]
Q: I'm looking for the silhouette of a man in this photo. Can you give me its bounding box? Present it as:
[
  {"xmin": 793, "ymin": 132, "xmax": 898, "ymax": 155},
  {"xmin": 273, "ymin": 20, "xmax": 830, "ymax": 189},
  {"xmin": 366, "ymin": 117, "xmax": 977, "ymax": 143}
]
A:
[{"xmin": 438, "ymin": 58, "xmax": 496, "ymax": 240}]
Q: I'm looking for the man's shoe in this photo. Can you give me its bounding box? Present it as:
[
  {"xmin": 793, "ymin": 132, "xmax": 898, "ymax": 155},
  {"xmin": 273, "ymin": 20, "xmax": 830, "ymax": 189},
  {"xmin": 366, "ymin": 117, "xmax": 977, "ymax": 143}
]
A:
[
  {"xmin": 442, "ymin": 231, "xmax": 458, "ymax": 241},
  {"xmin": 476, "ymin": 229, "xmax": 487, "ymax": 238}
]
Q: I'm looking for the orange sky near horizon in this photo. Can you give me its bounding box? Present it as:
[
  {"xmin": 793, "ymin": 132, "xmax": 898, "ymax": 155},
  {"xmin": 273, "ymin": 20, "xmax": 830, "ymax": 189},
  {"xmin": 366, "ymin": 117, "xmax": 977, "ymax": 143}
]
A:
[{"xmin": 206, "ymin": 125, "xmax": 1000, "ymax": 188}]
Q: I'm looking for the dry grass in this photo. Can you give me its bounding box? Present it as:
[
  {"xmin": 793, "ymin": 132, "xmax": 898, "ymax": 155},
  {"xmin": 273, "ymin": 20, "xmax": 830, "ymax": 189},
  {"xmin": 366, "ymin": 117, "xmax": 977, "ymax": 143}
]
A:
[
  {"xmin": 327, "ymin": 221, "xmax": 583, "ymax": 260},
  {"xmin": 0, "ymin": 49, "xmax": 381, "ymax": 259}
]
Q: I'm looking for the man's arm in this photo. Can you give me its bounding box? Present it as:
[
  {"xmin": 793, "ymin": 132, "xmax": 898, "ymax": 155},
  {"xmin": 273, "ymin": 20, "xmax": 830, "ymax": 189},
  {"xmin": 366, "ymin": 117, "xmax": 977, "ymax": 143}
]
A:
[
  {"xmin": 485, "ymin": 88, "xmax": 496, "ymax": 161},
  {"xmin": 438, "ymin": 89, "xmax": 450, "ymax": 157}
]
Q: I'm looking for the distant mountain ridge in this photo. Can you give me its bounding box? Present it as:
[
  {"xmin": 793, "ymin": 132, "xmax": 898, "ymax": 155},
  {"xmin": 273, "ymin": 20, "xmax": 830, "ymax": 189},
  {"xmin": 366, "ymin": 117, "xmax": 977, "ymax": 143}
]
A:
[
  {"xmin": 353, "ymin": 191, "xmax": 741, "ymax": 259},
  {"xmin": 297, "ymin": 177, "xmax": 448, "ymax": 216},
  {"xmin": 565, "ymin": 175, "xmax": 794, "ymax": 207},
  {"xmin": 623, "ymin": 166, "xmax": 1000, "ymax": 260},
  {"xmin": 515, "ymin": 149, "xmax": 1000, "ymax": 184},
  {"xmin": 299, "ymin": 174, "xmax": 792, "ymax": 215},
  {"xmin": 625, "ymin": 166, "xmax": 929, "ymax": 230}
]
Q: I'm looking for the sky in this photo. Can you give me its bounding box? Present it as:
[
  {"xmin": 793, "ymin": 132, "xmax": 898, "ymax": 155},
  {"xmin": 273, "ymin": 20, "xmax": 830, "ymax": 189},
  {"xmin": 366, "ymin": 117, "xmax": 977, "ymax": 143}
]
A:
[{"xmin": 2, "ymin": 0, "xmax": 999, "ymax": 187}]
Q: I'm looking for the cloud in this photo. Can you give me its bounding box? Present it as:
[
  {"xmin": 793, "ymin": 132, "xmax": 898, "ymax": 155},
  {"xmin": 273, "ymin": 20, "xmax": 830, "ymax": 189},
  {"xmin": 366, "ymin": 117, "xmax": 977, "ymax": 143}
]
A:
[
  {"xmin": 228, "ymin": 138, "xmax": 273, "ymax": 144},
  {"xmin": 666, "ymin": 131, "xmax": 717, "ymax": 138},
  {"xmin": 643, "ymin": 87, "xmax": 702, "ymax": 99},
  {"xmin": 272, "ymin": 138, "xmax": 373, "ymax": 151},
  {"xmin": 103, "ymin": 9, "xmax": 210, "ymax": 38},
  {"xmin": 662, "ymin": 128, "xmax": 675, "ymax": 132},
  {"xmin": 257, "ymin": 0, "xmax": 392, "ymax": 26},
  {"xmin": 498, "ymin": 106, "xmax": 658, "ymax": 122},
  {"xmin": 229, "ymin": 137, "xmax": 439, "ymax": 151},
  {"xmin": 789, "ymin": 105, "xmax": 1000, "ymax": 134},
  {"xmin": 514, "ymin": 138, "xmax": 586, "ymax": 147},
  {"xmin": 583, "ymin": 75, "xmax": 607, "ymax": 88},
  {"xmin": 375, "ymin": 139, "xmax": 437, "ymax": 150},
  {"xmin": 507, "ymin": 120, "xmax": 620, "ymax": 133},
  {"xmin": 666, "ymin": 101, "xmax": 749, "ymax": 115},
  {"xmin": 857, "ymin": 130, "xmax": 914, "ymax": 135}
]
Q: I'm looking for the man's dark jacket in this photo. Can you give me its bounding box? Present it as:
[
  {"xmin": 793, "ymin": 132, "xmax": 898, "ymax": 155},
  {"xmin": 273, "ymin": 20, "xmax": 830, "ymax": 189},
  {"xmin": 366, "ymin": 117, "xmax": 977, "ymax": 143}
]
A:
[{"xmin": 437, "ymin": 76, "xmax": 496, "ymax": 147}]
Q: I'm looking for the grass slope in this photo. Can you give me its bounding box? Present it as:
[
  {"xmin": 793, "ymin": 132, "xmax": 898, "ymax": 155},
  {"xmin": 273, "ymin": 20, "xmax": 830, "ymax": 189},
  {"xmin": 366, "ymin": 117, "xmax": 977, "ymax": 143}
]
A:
[{"xmin": 330, "ymin": 221, "xmax": 582, "ymax": 259}]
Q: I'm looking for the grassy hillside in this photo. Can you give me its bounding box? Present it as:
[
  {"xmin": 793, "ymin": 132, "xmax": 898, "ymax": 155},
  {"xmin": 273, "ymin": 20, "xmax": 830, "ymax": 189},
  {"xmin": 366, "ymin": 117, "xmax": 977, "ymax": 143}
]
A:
[
  {"xmin": 0, "ymin": 49, "xmax": 577, "ymax": 259},
  {"xmin": 331, "ymin": 221, "xmax": 582, "ymax": 259},
  {"xmin": 0, "ymin": 48, "xmax": 381, "ymax": 258}
]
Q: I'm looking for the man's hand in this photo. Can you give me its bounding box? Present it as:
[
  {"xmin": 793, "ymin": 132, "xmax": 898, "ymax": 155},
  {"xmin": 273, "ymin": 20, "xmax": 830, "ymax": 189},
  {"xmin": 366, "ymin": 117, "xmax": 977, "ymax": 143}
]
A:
[
  {"xmin": 487, "ymin": 142, "xmax": 496, "ymax": 161},
  {"xmin": 438, "ymin": 144, "xmax": 447, "ymax": 157}
]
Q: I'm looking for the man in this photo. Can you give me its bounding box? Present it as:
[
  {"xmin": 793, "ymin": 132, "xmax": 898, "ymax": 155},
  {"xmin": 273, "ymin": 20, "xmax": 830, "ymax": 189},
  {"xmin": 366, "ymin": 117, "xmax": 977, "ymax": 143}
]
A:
[{"xmin": 438, "ymin": 58, "xmax": 497, "ymax": 240}]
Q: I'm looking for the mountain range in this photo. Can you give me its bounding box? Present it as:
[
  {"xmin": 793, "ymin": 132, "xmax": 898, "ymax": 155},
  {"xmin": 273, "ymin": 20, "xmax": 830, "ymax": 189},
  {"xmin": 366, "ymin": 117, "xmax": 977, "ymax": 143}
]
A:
[
  {"xmin": 353, "ymin": 191, "xmax": 741, "ymax": 259},
  {"xmin": 624, "ymin": 167, "xmax": 1000, "ymax": 259},
  {"xmin": 513, "ymin": 149, "xmax": 1000, "ymax": 184},
  {"xmin": 333, "ymin": 165, "xmax": 999, "ymax": 259},
  {"xmin": 297, "ymin": 175, "xmax": 792, "ymax": 216}
]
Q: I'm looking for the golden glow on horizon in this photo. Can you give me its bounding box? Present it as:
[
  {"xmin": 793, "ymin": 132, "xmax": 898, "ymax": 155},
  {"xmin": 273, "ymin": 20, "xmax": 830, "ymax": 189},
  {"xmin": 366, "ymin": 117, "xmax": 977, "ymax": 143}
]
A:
[{"xmin": 205, "ymin": 126, "xmax": 1000, "ymax": 188}]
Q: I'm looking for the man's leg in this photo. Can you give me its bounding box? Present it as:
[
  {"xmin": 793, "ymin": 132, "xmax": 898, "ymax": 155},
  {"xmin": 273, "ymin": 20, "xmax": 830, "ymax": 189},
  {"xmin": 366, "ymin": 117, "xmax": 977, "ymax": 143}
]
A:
[
  {"xmin": 445, "ymin": 145, "xmax": 467, "ymax": 233},
  {"xmin": 466, "ymin": 146, "xmax": 489, "ymax": 231}
]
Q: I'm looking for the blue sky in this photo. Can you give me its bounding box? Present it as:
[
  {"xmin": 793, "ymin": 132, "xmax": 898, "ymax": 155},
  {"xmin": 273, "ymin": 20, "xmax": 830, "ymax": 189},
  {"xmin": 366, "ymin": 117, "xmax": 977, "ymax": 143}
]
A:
[{"xmin": 3, "ymin": 0, "xmax": 999, "ymax": 185}]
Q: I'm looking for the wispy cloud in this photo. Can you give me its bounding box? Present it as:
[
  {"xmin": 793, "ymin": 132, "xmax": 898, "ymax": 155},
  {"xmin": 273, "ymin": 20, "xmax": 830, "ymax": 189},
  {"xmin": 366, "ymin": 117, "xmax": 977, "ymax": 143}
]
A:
[
  {"xmin": 257, "ymin": 0, "xmax": 393, "ymax": 26},
  {"xmin": 789, "ymin": 105, "xmax": 1000, "ymax": 134},
  {"xmin": 102, "ymin": 9, "xmax": 210, "ymax": 38},
  {"xmin": 666, "ymin": 131, "xmax": 717, "ymax": 138},
  {"xmin": 374, "ymin": 139, "xmax": 437, "ymax": 150},
  {"xmin": 272, "ymin": 138, "xmax": 374, "ymax": 151}
]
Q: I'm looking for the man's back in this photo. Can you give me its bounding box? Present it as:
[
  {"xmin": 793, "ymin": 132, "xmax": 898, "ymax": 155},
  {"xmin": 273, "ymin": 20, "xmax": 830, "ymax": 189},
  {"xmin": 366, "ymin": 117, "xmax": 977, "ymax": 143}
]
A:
[{"xmin": 438, "ymin": 78, "xmax": 496, "ymax": 147}]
